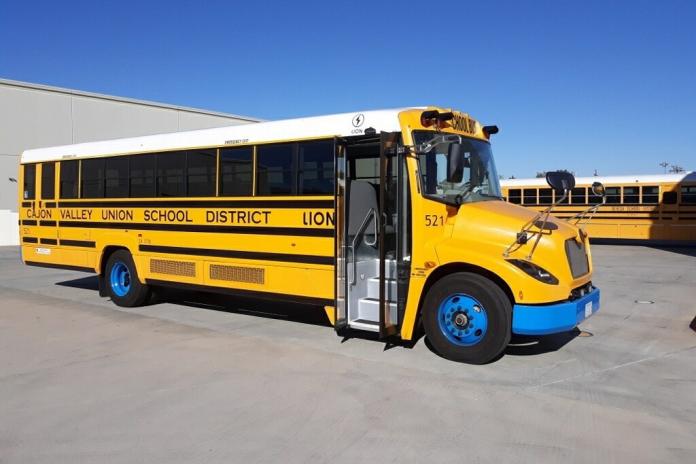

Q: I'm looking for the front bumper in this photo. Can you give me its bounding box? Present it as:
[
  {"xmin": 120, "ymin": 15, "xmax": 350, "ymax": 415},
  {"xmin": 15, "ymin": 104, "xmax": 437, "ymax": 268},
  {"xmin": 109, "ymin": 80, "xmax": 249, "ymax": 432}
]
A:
[{"xmin": 512, "ymin": 287, "xmax": 600, "ymax": 335}]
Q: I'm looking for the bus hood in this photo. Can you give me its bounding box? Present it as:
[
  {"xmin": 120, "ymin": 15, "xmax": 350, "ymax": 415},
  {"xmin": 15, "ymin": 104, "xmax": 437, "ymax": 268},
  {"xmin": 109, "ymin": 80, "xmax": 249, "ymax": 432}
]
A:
[{"xmin": 451, "ymin": 200, "xmax": 581, "ymax": 259}]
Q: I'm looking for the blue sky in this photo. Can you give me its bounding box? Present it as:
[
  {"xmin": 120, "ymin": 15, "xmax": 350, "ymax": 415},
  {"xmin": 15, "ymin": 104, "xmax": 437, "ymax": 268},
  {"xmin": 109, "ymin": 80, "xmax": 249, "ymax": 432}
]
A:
[{"xmin": 1, "ymin": 0, "xmax": 694, "ymax": 178}]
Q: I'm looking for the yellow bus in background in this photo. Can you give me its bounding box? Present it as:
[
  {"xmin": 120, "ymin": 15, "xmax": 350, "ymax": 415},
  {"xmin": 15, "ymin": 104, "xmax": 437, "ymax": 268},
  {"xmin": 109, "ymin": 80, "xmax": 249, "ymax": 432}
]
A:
[
  {"xmin": 501, "ymin": 173, "xmax": 696, "ymax": 243},
  {"xmin": 19, "ymin": 107, "xmax": 600, "ymax": 364}
]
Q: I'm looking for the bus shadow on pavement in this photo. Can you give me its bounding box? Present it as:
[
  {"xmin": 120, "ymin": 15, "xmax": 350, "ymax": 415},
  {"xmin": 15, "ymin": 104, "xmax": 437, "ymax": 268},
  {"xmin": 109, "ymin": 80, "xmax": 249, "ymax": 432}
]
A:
[
  {"xmin": 55, "ymin": 275, "xmax": 428, "ymax": 348},
  {"xmin": 55, "ymin": 276, "xmax": 580, "ymax": 357},
  {"xmin": 646, "ymin": 245, "xmax": 696, "ymax": 258},
  {"xmin": 56, "ymin": 275, "xmax": 331, "ymax": 327},
  {"xmin": 169, "ymin": 291, "xmax": 334, "ymax": 327},
  {"xmin": 420, "ymin": 329, "xmax": 580, "ymax": 363},
  {"xmin": 505, "ymin": 328, "xmax": 581, "ymax": 357},
  {"xmin": 55, "ymin": 275, "xmax": 99, "ymax": 291}
]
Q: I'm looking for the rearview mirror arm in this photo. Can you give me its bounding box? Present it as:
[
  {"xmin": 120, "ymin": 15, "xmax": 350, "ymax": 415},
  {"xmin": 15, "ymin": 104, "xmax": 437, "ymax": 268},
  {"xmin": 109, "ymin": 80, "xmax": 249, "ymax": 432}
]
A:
[
  {"xmin": 569, "ymin": 195, "xmax": 606, "ymax": 227},
  {"xmin": 502, "ymin": 189, "xmax": 568, "ymax": 259},
  {"xmin": 525, "ymin": 189, "xmax": 568, "ymax": 260}
]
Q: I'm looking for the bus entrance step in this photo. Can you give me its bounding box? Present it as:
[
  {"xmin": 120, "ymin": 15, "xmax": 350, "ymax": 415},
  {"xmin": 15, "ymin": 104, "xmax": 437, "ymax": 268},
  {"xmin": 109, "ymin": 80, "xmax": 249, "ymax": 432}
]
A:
[
  {"xmin": 348, "ymin": 319, "xmax": 379, "ymax": 332},
  {"xmin": 366, "ymin": 277, "xmax": 397, "ymax": 300},
  {"xmin": 356, "ymin": 297, "xmax": 397, "ymax": 324}
]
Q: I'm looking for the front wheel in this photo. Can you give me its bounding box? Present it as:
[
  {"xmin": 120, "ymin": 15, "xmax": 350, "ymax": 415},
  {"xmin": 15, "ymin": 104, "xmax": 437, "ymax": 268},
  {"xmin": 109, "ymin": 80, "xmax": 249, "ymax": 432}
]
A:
[
  {"xmin": 422, "ymin": 272, "xmax": 511, "ymax": 364},
  {"xmin": 104, "ymin": 250, "xmax": 151, "ymax": 307}
]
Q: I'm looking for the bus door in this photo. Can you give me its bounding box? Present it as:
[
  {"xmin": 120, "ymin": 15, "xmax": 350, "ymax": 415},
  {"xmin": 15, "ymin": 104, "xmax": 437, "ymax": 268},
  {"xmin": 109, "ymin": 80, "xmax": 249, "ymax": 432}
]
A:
[{"xmin": 335, "ymin": 133, "xmax": 409, "ymax": 338}]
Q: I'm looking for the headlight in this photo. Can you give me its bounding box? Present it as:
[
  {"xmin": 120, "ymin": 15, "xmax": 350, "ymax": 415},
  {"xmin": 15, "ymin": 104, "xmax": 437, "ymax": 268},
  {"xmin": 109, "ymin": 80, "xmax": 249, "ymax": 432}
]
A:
[{"xmin": 507, "ymin": 259, "xmax": 559, "ymax": 285}]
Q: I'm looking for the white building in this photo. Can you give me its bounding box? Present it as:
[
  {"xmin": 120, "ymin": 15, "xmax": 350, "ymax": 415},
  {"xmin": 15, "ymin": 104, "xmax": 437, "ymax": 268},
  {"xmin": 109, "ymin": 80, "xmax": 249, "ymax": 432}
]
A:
[{"xmin": 0, "ymin": 78, "xmax": 260, "ymax": 245}]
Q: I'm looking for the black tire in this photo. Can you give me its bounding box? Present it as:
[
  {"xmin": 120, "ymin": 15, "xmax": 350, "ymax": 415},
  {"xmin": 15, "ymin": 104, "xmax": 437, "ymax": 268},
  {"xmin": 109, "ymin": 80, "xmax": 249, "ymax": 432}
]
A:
[
  {"xmin": 422, "ymin": 272, "xmax": 511, "ymax": 364},
  {"xmin": 104, "ymin": 249, "xmax": 151, "ymax": 307}
]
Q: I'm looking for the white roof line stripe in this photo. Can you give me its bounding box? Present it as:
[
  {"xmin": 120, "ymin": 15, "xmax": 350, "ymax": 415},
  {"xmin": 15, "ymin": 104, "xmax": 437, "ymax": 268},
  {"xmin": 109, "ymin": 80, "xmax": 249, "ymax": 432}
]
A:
[
  {"xmin": 20, "ymin": 108, "xmax": 419, "ymax": 163},
  {"xmin": 500, "ymin": 172, "xmax": 696, "ymax": 186}
]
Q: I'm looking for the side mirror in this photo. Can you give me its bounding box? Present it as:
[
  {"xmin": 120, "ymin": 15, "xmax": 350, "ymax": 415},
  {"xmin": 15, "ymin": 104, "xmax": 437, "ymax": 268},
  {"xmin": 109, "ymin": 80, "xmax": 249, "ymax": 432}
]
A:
[
  {"xmin": 446, "ymin": 143, "xmax": 465, "ymax": 183},
  {"xmin": 546, "ymin": 171, "xmax": 575, "ymax": 193},
  {"xmin": 591, "ymin": 181, "xmax": 606, "ymax": 197}
]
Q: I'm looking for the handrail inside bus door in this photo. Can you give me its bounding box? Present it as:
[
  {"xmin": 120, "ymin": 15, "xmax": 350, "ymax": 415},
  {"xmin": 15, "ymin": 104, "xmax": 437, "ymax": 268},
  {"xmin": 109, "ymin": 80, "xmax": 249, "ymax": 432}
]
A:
[{"xmin": 348, "ymin": 208, "xmax": 378, "ymax": 285}]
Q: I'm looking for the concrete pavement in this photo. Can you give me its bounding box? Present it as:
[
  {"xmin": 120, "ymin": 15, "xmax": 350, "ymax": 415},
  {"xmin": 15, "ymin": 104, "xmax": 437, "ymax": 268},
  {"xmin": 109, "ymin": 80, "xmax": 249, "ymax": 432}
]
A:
[{"xmin": 0, "ymin": 245, "xmax": 694, "ymax": 463}]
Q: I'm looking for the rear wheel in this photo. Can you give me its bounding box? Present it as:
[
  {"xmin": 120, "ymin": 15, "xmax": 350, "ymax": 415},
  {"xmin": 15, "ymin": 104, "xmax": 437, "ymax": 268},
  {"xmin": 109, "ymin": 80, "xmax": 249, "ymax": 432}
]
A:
[
  {"xmin": 423, "ymin": 272, "xmax": 511, "ymax": 364},
  {"xmin": 104, "ymin": 250, "xmax": 151, "ymax": 307}
]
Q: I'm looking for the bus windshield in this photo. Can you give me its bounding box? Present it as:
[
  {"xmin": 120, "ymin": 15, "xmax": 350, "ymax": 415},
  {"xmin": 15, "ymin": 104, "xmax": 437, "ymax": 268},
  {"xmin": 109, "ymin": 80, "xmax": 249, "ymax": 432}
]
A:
[{"xmin": 414, "ymin": 131, "xmax": 502, "ymax": 205}]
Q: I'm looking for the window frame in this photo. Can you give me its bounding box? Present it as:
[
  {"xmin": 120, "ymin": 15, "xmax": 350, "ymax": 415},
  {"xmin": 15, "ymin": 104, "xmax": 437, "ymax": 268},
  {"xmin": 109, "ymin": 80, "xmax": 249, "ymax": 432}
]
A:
[
  {"xmin": 571, "ymin": 187, "xmax": 587, "ymax": 205},
  {"xmin": 186, "ymin": 149, "xmax": 217, "ymax": 197},
  {"xmin": 23, "ymin": 163, "xmax": 36, "ymax": 200},
  {"xmin": 622, "ymin": 186, "xmax": 640, "ymax": 205},
  {"xmin": 255, "ymin": 142, "xmax": 298, "ymax": 196},
  {"xmin": 156, "ymin": 151, "xmax": 187, "ymax": 198},
  {"xmin": 507, "ymin": 188, "xmax": 522, "ymax": 204},
  {"xmin": 681, "ymin": 185, "xmax": 696, "ymax": 204},
  {"xmin": 129, "ymin": 153, "xmax": 157, "ymax": 198},
  {"xmin": 104, "ymin": 157, "xmax": 130, "ymax": 198},
  {"xmin": 522, "ymin": 188, "xmax": 537, "ymax": 205},
  {"xmin": 538, "ymin": 188, "xmax": 553, "ymax": 205},
  {"xmin": 219, "ymin": 146, "xmax": 254, "ymax": 197},
  {"xmin": 41, "ymin": 162, "xmax": 56, "ymax": 200},
  {"xmin": 298, "ymin": 139, "xmax": 335, "ymax": 195},
  {"xmin": 59, "ymin": 160, "xmax": 79, "ymax": 200},
  {"xmin": 80, "ymin": 158, "xmax": 106, "ymax": 199},
  {"xmin": 604, "ymin": 186, "xmax": 621, "ymax": 204},
  {"xmin": 641, "ymin": 185, "xmax": 659, "ymax": 205}
]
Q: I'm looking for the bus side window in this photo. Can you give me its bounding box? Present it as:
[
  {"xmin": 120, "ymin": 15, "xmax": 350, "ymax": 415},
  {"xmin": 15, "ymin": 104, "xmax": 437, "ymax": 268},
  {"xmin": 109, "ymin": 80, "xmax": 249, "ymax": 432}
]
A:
[
  {"xmin": 130, "ymin": 154, "xmax": 157, "ymax": 198},
  {"xmin": 81, "ymin": 158, "xmax": 106, "ymax": 198},
  {"xmin": 187, "ymin": 149, "xmax": 216, "ymax": 197},
  {"xmin": 60, "ymin": 160, "xmax": 79, "ymax": 199},
  {"xmin": 23, "ymin": 164, "xmax": 36, "ymax": 200},
  {"xmin": 623, "ymin": 186, "xmax": 639, "ymax": 204},
  {"xmin": 508, "ymin": 189, "xmax": 521, "ymax": 204},
  {"xmin": 157, "ymin": 151, "xmax": 187, "ymax": 197},
  {"xmin": 557, "ymin": 188, "xmax": 569, "ymax": 204},
  {"xmin": 538, "ymin": 188, "xmax": 553, "ymax": 205},
  {"xmin": 256, "ymin": 143, "xmax": 296, "ymax": 195},
  {"xmin": 641, "ymin": 186, "xmax": 658, "ymax": 204},
  {"xmin": 662, "ymin": 191, "xmax": 677, "ymax": 205},
  {"xmin": 299, "ymin": 140, "xmax": 334, "ymax": 195},
  {"xmin": 220, "ymin": 147, "xmax": 253, "ymax": 196},
  {"xmin": 523, "ymin": 188, "xmax": 537, "ymax": 205},
  {"xmin": 41, "ymin": 162, "xmax": 55, "ymax": 199},
  {"xmin": 605, "ymin": 187, "xmax": 620, "ymax": 204},
  {"xmin": 105, "ymin": 157, "xmax": 129, "ymax": 198},
  {"xmin": 571, "ymin": 187, "xmax": 586, "ymax": 205},
  {"xmin": 681, "ymin": 186, "xmax": 696, "ymax": 204},
  {"xmin": 589, "ymin": 187, "xmax": 602, "ymax": 204}
]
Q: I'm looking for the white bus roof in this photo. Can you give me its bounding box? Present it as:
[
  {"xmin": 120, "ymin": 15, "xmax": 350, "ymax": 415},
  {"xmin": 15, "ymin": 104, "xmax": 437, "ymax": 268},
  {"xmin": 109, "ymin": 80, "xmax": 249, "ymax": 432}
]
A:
[
  {"xmin": 500, "ymin": 172, "xmax": 696, "ymax": 187},
  {"xmin": 21, "ymin": 108, "xmax": 419, "ymax": 163}
]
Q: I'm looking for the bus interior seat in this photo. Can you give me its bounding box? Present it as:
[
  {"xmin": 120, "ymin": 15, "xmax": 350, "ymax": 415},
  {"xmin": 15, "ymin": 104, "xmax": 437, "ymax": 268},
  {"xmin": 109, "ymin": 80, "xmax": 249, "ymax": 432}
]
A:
[
  {"xmin": 348, "ymin": 180, "xmax": 396, "ymax": 255},
  {"xmin": 348, "ymin": 180, "xmax": 378, "ymax": 239}
]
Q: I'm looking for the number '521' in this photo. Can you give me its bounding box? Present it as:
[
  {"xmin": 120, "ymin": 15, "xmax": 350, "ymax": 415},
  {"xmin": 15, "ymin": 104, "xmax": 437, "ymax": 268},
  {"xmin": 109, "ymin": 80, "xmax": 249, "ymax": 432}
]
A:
[{"xmin": 425, "ymin": 215, "xmax": 445, "ymax": 227}]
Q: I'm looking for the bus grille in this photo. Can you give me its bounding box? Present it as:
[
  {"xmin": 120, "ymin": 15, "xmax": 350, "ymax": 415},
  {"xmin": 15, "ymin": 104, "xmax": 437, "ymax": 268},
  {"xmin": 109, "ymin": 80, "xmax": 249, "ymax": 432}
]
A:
[
  {"xmin": 150, "ymin": 259, "xmax": 196, "ymax": 277},
  {"xmin": 565, "ymin": 239, "xmax": 589, "ymax": 278},
  {"xmin": 210, "ymin": 264, "xmax": 265, "ymax": 284}
]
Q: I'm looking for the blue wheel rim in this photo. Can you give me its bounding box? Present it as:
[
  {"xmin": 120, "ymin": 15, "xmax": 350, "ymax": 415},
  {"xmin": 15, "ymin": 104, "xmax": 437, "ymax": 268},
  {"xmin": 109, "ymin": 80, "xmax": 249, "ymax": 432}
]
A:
[
  {"xmin": 437, "ymin": 294, "xmax": 488, "ymax": 346},
  {"xmin": 109, "ymin": 261, "xmax": 131, "ymax": 297}
]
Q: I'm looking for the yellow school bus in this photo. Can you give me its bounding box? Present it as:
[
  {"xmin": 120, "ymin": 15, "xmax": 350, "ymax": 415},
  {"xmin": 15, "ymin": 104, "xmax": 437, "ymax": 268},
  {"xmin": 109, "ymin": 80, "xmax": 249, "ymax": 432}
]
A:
[
  {"xmin": 501, "ymin": 173, "xmax": 696, "ymax": 243},
  {"xmin": 18, "ymin": 107, "xmax": 600, "ymax": 364}
]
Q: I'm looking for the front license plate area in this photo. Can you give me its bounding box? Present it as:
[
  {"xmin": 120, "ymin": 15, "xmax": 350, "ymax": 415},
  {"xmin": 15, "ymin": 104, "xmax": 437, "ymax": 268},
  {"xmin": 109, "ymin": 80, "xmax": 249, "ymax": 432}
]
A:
[{"xmin": 584, "ymin": 301, "xmax": 593, "ymax": 318}]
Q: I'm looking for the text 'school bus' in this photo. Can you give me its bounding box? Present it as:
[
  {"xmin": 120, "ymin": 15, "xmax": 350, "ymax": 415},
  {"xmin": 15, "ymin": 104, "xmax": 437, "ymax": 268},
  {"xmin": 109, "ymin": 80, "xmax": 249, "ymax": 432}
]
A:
[
  {"xmin": 19, "ymin": 107, "xmax": 600, "ymax": 364},
  {"xmin": 501, "ymin": 173, "xmax": 696, "ymax": 244}
]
